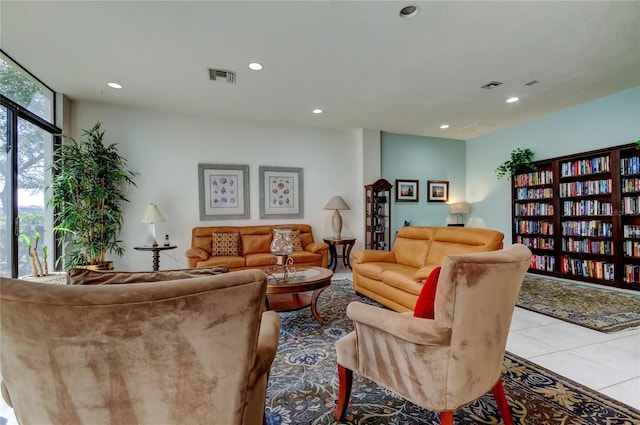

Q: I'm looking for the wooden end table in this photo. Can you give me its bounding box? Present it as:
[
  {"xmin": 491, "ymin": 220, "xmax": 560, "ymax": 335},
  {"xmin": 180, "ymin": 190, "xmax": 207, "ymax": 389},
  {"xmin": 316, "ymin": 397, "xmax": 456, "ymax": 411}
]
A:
[
  {"xmin": 323, "ymin": 237, "xmax": 356, "ymax": 271},
  {"xmin": 265, "ymin": 266, "xmax": 333, "ymax": 323},
  {"xmin": 134, "ymin": 245, "xmax": 177, "ymax": 271}
]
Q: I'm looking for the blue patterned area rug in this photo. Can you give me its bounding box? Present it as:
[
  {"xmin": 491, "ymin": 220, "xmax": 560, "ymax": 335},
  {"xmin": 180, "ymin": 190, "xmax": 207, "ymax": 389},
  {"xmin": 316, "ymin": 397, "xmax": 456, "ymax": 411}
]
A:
[
  {"xmin": 517, "ymin": 274, "xmax": 640, "ymax": 333},
  {"xmin": 265, "ymin": 279, "xmax": 640, "ymax": 425}
]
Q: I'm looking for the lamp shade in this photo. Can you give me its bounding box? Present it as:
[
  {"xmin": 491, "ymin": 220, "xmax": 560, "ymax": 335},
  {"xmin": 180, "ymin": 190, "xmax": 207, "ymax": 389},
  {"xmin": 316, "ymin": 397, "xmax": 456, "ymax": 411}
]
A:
[
  {"xmin": 324, "ymin": 196, "xmax": 351, "ymax": 211},
  {"xmin": 449, "ymin": 202, "xmax": 470, "ymax": 215},
  {"xmin": 141, "ymin": 203, "xmax": 166, "ymax": 224}
]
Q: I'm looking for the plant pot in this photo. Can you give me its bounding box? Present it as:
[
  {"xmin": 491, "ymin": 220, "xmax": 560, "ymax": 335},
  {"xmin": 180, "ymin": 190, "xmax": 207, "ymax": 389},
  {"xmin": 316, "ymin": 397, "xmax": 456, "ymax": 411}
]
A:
[{"xmin": 74, "ymin": 261, "xmax": 114, "ymax": 271}]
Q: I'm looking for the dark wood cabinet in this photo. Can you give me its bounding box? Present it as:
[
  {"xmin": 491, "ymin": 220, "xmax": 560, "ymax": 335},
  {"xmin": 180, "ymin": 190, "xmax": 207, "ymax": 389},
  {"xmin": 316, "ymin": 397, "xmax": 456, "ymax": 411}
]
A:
[
  {"xmin": 512, "ymin": 143, "xmax": 639, "ymax": 290},
  {"xmin": 365, "ymin": 179, "xmax": 393, "ymax": 250}
]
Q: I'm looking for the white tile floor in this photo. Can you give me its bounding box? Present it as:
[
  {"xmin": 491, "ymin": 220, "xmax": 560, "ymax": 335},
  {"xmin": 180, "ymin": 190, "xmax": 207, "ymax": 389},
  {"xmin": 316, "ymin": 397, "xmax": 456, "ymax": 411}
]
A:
[
  {"xmin": 2, "ymin": 270, "xmax": 638, "ymax": 424},
  {"xmin": 507, "ymin": 306, "xmax": 640, "ymax": 409}
]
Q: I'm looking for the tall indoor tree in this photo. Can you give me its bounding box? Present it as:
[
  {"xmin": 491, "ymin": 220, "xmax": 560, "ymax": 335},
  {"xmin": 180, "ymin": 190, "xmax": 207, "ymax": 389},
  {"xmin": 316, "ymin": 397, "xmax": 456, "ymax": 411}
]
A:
[{"xmin": 48, "ymin": 122, "xmax": 137, "ymax": 268}]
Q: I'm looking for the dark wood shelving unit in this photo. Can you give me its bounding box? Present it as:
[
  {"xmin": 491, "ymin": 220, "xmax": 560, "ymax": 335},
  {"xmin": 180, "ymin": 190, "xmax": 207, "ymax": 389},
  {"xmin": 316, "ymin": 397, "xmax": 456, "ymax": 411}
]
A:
[
  {"xmin": 512, "ymin": 143, "xmax": 639, "ymax": 291},
  {"xmin": 364, "ymin": 179, "xmax": 393, "ymax": 250}
]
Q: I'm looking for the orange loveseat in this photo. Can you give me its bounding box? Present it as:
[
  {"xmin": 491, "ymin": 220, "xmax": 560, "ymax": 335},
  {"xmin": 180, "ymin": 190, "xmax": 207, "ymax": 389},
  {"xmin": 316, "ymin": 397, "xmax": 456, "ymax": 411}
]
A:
[
  {"xmin": 351, "ymin": 226, "xmax": 504, "ymax": 312},
  {"xmin": 186, "ymin": 224, "xmax": 329, "ymax": 270}
]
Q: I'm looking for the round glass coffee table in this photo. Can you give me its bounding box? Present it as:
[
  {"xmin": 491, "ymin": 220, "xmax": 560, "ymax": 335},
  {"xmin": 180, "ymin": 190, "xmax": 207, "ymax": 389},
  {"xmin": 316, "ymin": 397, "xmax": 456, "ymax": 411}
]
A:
[{"xmin": 265, "ymin": 266, "xmax": 333, "ymax": 323}]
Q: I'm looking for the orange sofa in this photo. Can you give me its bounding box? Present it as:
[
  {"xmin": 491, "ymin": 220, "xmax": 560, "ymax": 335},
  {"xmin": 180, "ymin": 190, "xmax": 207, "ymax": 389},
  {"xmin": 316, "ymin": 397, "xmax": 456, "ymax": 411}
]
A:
[
  {"xmin": 186, "ymin": 224, "xmax": 329, "ymax": 270},
  {"xmin": 351, "ymin": 226, "xmax": 504, "ymax": 312}
]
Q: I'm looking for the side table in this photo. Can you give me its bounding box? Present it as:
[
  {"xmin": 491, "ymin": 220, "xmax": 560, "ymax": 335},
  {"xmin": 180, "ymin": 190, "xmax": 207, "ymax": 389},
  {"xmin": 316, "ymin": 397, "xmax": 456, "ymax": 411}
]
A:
[
  {"xmin": 323, "ymin": 238, "xmax": 356, "ymax": 271},
  {"xmin": 134, "ymin": 245, "xmax": 177, "ymax": 271}
]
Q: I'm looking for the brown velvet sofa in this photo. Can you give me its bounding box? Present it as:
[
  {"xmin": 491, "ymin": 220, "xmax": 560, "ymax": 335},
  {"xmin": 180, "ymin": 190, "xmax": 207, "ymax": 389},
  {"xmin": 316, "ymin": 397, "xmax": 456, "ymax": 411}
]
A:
[
  {"xmin": 351, "ymin": 226, "xmax": 504, "ymax": 312},
  {"xmin": 185, "ymin": 224, "xmax": 329, "ymax": 270},
  {"xmin": 1, "ymin": 268, "xmax": 280, "ymax": 425}
]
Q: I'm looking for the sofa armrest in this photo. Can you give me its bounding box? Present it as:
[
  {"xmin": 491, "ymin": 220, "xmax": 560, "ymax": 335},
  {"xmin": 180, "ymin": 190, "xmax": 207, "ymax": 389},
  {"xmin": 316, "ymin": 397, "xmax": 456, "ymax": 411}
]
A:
[
  {"xmin": 351, "ymin": 249, "xmax": 397, "ymax": 265},
  {"xmin": 247, "ymin": 311, "xmax": 280, "ymax": 389},
  {"xmin": 185, "ymin": 247, "xmax": 209, "ymax": 268},
  {"xmin": 305, "ymin": 242, "xmax": 329, "ymax": 253},
  {"xmin": 186, "ymin": 247, "xmax": 208, "ymax": 260},
  {"xmin": 414, "ymin": 265, "xmax": 440, "ymax": 281},
  {"xmin": 346, "ymin": 301, "xmax": 451, "ymax": 346}
]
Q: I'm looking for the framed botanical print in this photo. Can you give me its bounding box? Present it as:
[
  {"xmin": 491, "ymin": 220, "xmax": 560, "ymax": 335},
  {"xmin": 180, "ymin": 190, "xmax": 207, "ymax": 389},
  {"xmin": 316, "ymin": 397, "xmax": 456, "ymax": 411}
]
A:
[
  {"xmin": 259, "ymin": 166, "xmax": 304, "ymax": 218},
  {"xmin": 427, "ymin": 180, "xmax": 449, "ymax": 202},
  {"xmin": 198, "ymin": 163, "xmax": 250, "ymax": 220}
]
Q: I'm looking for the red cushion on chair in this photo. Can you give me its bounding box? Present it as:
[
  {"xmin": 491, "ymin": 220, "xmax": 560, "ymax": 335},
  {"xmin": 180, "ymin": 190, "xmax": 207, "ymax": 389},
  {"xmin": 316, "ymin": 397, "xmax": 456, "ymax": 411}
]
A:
[{"xmin": 414, "ymin": 267, "xmax": 441, "ymax": 319}]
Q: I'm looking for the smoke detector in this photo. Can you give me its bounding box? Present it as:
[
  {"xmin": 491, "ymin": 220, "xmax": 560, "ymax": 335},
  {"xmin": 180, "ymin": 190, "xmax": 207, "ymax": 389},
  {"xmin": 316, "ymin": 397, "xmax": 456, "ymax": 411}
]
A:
[{"xmin": 208, "ymin": 68, "xmax": 236, "ymax": 83}]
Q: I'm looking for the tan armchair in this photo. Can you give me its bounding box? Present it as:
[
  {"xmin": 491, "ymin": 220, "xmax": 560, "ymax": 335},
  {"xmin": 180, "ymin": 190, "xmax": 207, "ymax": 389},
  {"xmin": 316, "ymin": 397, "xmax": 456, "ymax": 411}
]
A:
[
  {"xmin": 334, "ymin": 244, "xmax": 531, "ymax": 424},
  {"xmin": 1, "ymin": 269, "xmax": 280, "ymax": 425}
]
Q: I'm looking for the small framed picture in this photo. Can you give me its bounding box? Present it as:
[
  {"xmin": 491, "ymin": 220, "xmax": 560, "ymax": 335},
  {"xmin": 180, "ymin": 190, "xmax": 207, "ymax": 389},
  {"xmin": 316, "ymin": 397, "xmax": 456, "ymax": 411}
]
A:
[
  {"xmin": 427, "ymin": 180, "xmax": 449, "ymax": 202},
  {"xmin": 395, "ymin": 179, "xmax": 419, "ymax": 202}
]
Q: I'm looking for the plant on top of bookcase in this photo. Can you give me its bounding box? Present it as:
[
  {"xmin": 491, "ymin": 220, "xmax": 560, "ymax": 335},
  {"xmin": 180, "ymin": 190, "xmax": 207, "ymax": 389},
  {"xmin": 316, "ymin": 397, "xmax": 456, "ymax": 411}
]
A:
[{"xmin": 496, "ymin": 147, "xmax": 536, "ymax": 180}]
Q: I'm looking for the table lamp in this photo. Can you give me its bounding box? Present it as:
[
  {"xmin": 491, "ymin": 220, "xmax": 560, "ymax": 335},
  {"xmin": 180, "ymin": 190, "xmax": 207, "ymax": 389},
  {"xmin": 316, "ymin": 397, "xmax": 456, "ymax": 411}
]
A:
[
  {"xmin": 449, "ymin": 202, "xmax": 470, "ymax": 226},
  {"xmin": 324, "ymin": 196, "xmax": 351, "ymax": 239},
  {"xmin": 141, "ymin": 203, "xmax": 165, "ymax": 246}
]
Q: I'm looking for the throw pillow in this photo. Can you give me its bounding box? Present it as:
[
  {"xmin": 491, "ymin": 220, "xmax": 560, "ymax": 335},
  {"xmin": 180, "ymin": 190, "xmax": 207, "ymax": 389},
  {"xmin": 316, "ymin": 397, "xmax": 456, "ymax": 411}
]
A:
[
  {"xmin": 413, "ymin": 266, "xmax": 441, "ymax": 319},
  {"xmin": 212, "ymin": 232, "xmax": 240, "ymax": 256},
  {"xmin": 67, "ymin": 265, "xmax": 230, "ymax": 285},
  {"xmin": 290, "ymin": 230, "xmax": 304, "ymax": 251}
]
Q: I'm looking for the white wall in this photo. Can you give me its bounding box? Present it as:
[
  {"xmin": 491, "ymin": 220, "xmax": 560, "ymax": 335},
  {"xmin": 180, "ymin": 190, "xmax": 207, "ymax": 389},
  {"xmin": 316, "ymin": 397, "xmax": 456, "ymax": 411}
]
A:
[
  {"xmin": 68, "ymin": 86, "xmax": 639, "ymax": 270},
  {"xmin": 466, "ymin": 86, "xmax": 640, "ymax": 241},
  {"xmin": 72, "ymin": 102, "xmax": 363, "ymax": 270}
]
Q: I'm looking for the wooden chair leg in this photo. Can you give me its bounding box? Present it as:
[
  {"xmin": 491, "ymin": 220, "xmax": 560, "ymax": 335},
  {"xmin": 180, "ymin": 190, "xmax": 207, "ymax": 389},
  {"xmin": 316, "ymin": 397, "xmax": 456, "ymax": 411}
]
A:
[
  {"xmin": 334, "ymin": 364, "xmax": 353, "ymax": 421},
  {"xmin": 492, "ymin": 377, "xmax": 515, "ymax": 425},
  {"xmin": 440, "ymin": 411, "xmax": 454, "ymax": 425}
]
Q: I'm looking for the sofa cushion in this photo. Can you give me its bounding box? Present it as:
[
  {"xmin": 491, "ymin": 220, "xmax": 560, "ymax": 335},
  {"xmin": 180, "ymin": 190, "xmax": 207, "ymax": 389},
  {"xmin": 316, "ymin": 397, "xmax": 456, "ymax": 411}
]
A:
[
  {"xmin": 245, "ymin": 253, "xmax": 275, "ymax": 267},
  {"xmin": 355, "ymin": 262, "xmax": 412, "ymax": 281},
  {"xmin": 392, "ymin": 237, "xmax": 431, "ymax": 268},
  {"xmin": 380, "ymin": 268, "xmax": 424, "ymax": 296},
  {"xmin": 425, "ymin": 227, "xmax": 504, "ymax": 266},
  {"xmin": 242, "ymin": 234, "xmax": 273, "ymax": 256},
  {"xmin": 413, "ymin": 266, "xmax": 441, "ymax": 318},
  {"xmin": 197, "ymin": 256, "xmax": 246, "ymax": 269},
  {"xmin": 290, "ymin": 230, "xmax": 304, "ymax": 251},
  {"xmin": 67, "ymin": 265, "xmax": 230, "ymax": 285},
  {"xmin": 212, "ymin": 232, "xmax": 240, "ymax": 256},
  {"xmin": 289, "ymin": 250, "xmax": 323, "ymax": 264}
]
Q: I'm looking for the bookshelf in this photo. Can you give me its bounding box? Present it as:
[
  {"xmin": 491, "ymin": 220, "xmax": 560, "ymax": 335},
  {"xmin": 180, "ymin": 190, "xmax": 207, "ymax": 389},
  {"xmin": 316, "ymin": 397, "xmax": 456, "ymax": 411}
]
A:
[
  {"xmin": 364, "ymin": 179, "xmax": 392, "ymax": 250},
  {"xmin": 512, "ymin": 143, "xmax": 639, "ymax": 290}
]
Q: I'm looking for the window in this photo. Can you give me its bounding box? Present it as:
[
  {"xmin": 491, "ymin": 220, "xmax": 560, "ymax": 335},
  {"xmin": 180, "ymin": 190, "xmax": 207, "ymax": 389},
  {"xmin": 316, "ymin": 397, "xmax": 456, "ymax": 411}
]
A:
[
  {"xmin": 0, "ymin": 51, "xmax": 59, "ymax": 278},
  {"xmin": 1, "ymin": 52, "xmax": 54, "ymax": 123}
]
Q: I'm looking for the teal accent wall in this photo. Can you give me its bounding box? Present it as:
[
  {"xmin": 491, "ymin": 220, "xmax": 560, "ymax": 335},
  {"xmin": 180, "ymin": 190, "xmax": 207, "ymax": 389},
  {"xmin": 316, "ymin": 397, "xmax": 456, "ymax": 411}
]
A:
[
  {"xmin": 381, "ymin": 132, "xmax": 466, "ymax": 236},
  {"xmin": 466, "ymin": 86, "xmax": 640, "ymax": 240},
  {"xmin": 380, "ymin": 87, "xmax": 639, "ymax": 244}
]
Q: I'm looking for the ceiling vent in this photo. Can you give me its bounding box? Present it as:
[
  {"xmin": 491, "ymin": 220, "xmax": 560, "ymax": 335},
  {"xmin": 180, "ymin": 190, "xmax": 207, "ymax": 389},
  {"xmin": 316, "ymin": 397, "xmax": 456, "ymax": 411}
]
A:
[
  {"xmin": 525, "ymin": 79, "xmax": 540, "ymax": 86},
  {"xmin": 208, "ymin": 68, "xmax": 236, "ymax": 83},
  {"xmin": 459, "ymin": 122, "xmax": 497, "ymax": 133},
  {"xmin": 481, "ymin": 81, "xmax": 503, "ymax": 89}
]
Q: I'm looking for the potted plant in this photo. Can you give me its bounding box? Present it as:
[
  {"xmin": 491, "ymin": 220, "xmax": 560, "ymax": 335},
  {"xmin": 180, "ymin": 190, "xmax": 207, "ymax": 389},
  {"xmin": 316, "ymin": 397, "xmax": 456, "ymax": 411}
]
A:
[
  {"xmin": 496, "ymin": 147, "xmax": 536, "ymax": 180},
  {"xmin": 48, "ymin": 122, "xmax": 137, "ymax": 269}
]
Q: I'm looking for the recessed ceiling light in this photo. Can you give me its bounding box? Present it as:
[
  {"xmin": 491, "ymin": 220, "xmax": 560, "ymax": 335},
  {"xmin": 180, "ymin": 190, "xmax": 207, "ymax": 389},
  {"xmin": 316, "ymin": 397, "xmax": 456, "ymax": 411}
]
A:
[
  {"xmin": 440, "ymin": 124, "xmax": 450, "ymax": 129},
  {"xmin": 248, "ymin": 62, "xmax": 263, "ymax": 71},
  {"xmin": 399, "ymin": 5, "xmax": 419, "ymax": 19},
  {"xmin": 506, "ymin": 97, "xmax": 519, "ymax": 103},
  {"xmin": 312, "ymin": 108, "xmax": 323, "ymax": 114},
  {"xmin": 107, "ymin": 82, "xmax": 123, "ymax": 89}
]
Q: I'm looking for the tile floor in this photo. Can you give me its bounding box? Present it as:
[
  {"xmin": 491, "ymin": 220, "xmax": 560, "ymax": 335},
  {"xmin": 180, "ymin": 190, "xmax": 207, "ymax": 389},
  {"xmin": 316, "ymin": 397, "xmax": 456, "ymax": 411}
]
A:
[{"xmin": 1, "ymin": 271, "xmax": 638, "ymax": 424}]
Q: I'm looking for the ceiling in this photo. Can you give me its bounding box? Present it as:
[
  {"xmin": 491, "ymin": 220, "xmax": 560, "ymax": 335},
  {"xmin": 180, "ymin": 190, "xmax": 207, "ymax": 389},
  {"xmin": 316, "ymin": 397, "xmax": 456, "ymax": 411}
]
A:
[{"xmin": 2, "ymin": 1, "xmax": 639, "ymax": 140}]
